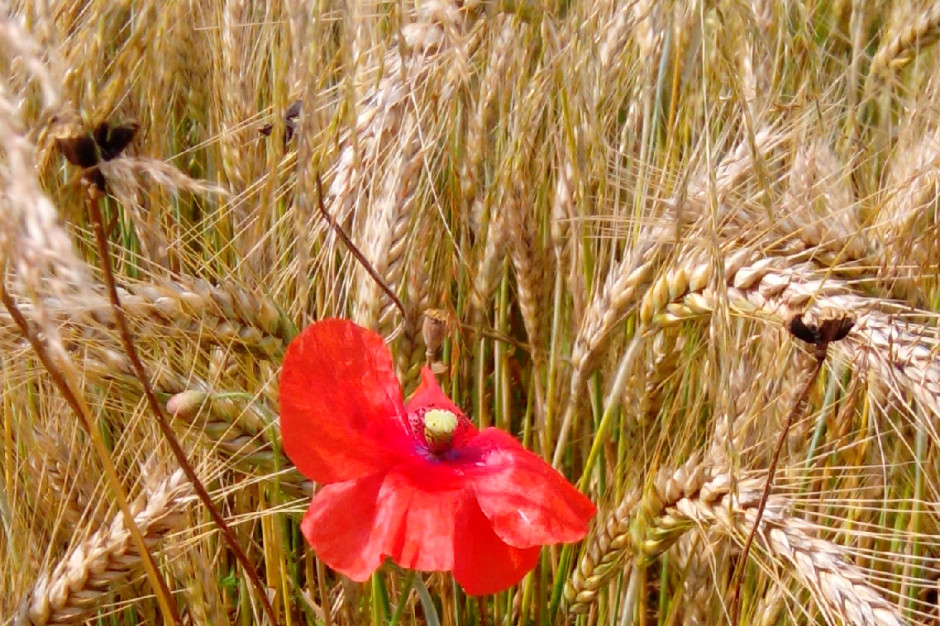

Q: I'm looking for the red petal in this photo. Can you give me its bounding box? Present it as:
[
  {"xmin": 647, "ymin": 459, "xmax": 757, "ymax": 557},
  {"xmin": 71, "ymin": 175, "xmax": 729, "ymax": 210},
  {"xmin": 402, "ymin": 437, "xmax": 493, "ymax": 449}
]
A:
[
  {"xmin": 301, "ymin": 473, "xmax": 387, "ymax": 581},
  {"xmin": 373, "ymin": 464, "xmax": 463, "ymax": 572},
  {"xmin": 462, "ymin": 429, "xmax": 596, "ymax": 547},
  {"xmin": 453, "ymin": 497, "xmax": 541, "ymax": 595},
  {"xmin": 405, "ymin": 367, "xmax": 469, "ymax": 421},
  {"xmin": 279, "ymin": 319, "xmax": 411, "ymax": 484},
  {"xmin": 302, "ymin": 459, "xmax": 464, "ymax": 578}
]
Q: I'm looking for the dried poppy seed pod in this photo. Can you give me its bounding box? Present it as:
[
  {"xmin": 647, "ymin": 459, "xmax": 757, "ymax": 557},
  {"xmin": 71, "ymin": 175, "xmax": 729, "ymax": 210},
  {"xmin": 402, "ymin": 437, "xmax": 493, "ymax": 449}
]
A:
[
  {"xmin": 815, "ymin": 308, "xmax": 856, "ymax": 343},
  {"xmin": 787, "ymin": 307, "xmax": 856, "ymax": 354},
  {"xmin": 49, "ymin": 113, "xmax": 138, "ymax": 194},
  {"xmin": 49, "ymin": 112, "xmax": 100, "ymax": 168},
  {"xmin": 422, "ymin": 308, "xmax": 449, "ymax": 363}
]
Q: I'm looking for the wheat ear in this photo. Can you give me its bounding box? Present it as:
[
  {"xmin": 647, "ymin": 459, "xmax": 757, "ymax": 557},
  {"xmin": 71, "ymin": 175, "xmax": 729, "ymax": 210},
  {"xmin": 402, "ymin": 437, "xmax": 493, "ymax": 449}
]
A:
[
  {"xmin": 18, "ymin": 470, "xmax": 195, "ymax": 626},
  {"xmin": 567, "ymin": 467, "xmax": 908, "ymax": 626}
]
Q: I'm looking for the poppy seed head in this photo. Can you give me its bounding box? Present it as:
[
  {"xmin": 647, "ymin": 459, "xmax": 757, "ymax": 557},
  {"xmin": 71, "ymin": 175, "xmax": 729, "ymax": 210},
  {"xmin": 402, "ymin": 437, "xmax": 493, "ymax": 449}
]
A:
[{"xmin": 422, "ymin": 308, "xmax": 449, "ymax": 355}]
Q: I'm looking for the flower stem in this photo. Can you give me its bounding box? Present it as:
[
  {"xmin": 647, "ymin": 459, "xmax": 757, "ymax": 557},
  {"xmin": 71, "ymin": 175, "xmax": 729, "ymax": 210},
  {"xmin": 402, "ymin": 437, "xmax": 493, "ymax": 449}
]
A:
[
  {"xmin": 388, "ymin": 571, "xmax": 416, "ymax": 626},
  {"xmin": 729, "ymin": 346, "xmax": 826, "ymax": 626},
  {"xmin": 415, "ymin": 577, "xmax": 441, "ymax": 626}
]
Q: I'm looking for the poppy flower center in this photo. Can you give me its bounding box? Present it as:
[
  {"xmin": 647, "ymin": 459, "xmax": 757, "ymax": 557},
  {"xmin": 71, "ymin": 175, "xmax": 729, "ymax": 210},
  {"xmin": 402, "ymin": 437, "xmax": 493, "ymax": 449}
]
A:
[{"xmin": 423, "ymin": 408, "xmax": 457, "ymax": 454}]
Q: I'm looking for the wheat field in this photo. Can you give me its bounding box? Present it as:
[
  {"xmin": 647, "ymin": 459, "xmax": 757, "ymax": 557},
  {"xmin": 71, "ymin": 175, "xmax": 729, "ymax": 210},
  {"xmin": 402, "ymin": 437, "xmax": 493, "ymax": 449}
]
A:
[{"xmin": 4, "ymin": 0, "xmax": 940, "ymax": 624}]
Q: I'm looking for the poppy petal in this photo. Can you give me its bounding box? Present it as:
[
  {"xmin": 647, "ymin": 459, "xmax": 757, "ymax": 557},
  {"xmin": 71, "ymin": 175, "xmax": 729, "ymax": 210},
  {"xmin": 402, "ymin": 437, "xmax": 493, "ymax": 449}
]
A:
[
  {"xmin": 463, "ymin": 428, "xmax": 596, "ymax": 547},
  {"xmin": 405, "ymin": 367, "xmax": 466, "ymax": 417},
  {"xmin": 372, "ymin": 465, "xmax": 463, "ymax": 573},
  {"xmin": 453, "ymin": 497, "xmax": 541, "ymax": 596},
  {"xmin": 303, "ymin": 463, "xmax": 464, "ymax": 579},
  {"xmin": 280, "ymin": 319, "xmax": 411, "ymax": 484},
  {"xmin": 301, "ymin": 473, "xmax": 386, "ymax": 581}
]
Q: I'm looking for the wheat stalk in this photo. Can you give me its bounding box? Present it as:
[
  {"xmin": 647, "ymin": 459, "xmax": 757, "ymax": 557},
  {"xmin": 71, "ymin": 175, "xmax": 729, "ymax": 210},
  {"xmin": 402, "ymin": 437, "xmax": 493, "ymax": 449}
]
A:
[
  {"xmin": 25, "ymin": 429, "xmax": 98, "ymax": 537},
  {"xmin": 552, "ymin": 127, "xmax": 786, "ymax": 466},
  {"xmin": 0, "ymin": 277, "xmax": 287, "ymax": 359},
  {"xmin": 566, "ymin": 456, "xmax": 708, "ymax": 611}
]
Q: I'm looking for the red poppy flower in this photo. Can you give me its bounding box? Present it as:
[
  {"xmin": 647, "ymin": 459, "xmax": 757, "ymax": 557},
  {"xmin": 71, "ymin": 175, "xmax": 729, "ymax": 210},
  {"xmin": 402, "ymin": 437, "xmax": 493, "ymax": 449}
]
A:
[{"xmin": 279, "ymin": 319, "xmax": 596, "ymax": 595}]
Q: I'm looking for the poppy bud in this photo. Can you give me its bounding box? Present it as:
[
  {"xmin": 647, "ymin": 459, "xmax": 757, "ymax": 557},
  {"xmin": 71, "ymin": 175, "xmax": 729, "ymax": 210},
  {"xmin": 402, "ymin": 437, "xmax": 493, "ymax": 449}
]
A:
[{"xmin": 423, "ymin": 408, "xmax": 457, "ymax": 453}]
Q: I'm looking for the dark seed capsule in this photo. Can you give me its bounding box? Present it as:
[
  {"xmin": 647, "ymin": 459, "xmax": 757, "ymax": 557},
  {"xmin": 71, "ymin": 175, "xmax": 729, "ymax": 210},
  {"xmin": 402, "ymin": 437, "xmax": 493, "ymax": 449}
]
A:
[
  {"xmin": 83, "ymin": 167, "xmax": 107, "ymax": 193},
  {"xmin": 788, "ymin": 309, "xmax": 856, "ymax": 347},
  {"xmin": 51, "ymin": 114, "xmax": 138, "ymax": 194},
  {"xmin": 54, "ymin": 133, "xmax": 100, "ymax": 168},
  {"xmin": 818, "ymin": 313, "xmax": 856, "ymax": 343},
  {"xmin": 787, "ymin": 314, "xmax": 819, "ymax": 344},
  {"xmin": 94, "ymin": 121, "xmax": 138, "ymax": 161},
  {"xmin": 50, "ymin": 114, "xmax": 101, "ymax": 167},
  {"xmin": 283, "ymin": 100, "xmax": 302, "ymax": 142}
]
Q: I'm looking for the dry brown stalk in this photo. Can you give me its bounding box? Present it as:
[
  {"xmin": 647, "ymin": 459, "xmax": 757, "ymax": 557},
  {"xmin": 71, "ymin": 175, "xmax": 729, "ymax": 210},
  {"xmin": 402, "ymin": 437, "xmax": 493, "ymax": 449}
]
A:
[
  {"xmin": 17, "ymin": 469, "xmax": 196, "ymax": 626},
  {"xmin": 729, "ymin": 316, "xmax": 836, "ymax": 626}
]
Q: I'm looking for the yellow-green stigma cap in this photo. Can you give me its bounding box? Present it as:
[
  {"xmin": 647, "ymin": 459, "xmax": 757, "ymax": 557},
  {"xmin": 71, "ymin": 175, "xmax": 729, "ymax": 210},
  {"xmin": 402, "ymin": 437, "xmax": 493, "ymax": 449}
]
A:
[{"xmin": 424, "ymin": 408, "xmax": 458, "ymax": 453}]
